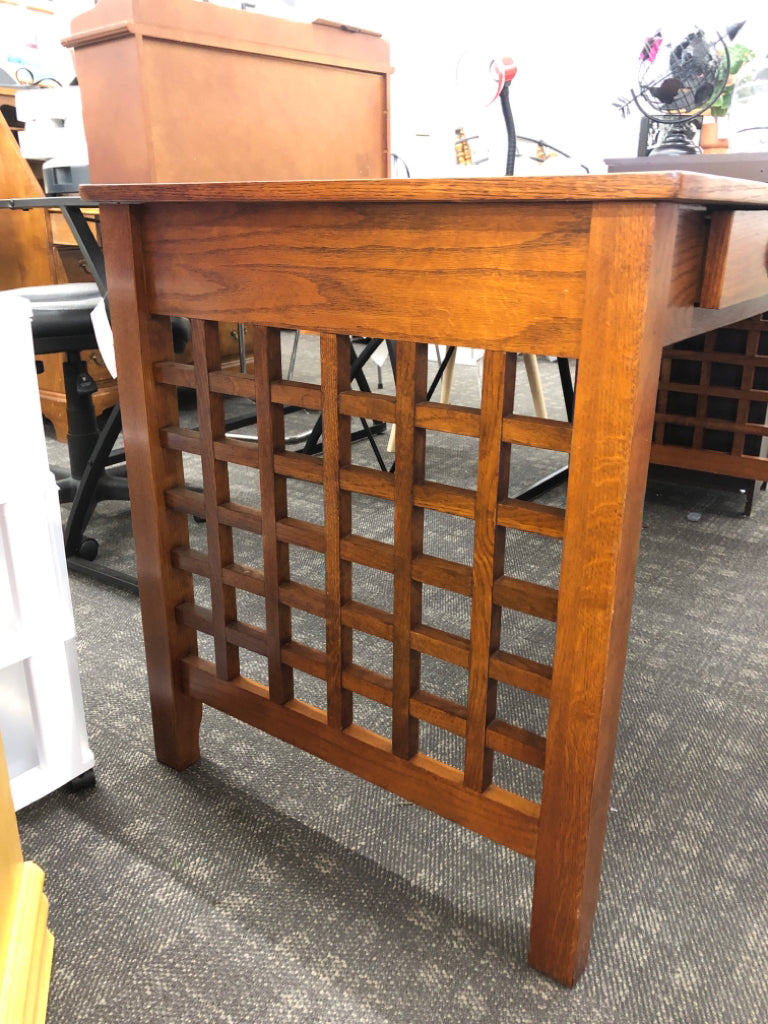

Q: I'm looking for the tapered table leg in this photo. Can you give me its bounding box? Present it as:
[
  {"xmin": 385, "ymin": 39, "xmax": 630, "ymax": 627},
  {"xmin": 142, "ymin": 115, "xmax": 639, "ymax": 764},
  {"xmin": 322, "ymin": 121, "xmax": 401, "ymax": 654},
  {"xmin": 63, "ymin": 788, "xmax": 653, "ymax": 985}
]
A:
[
  {"xmin": 102, "ymin": 206, "xmax": 202, "ymax": 769},
  {"xmin": 528, "ymin": 202, "xmax": 681, "ymax": 984}
]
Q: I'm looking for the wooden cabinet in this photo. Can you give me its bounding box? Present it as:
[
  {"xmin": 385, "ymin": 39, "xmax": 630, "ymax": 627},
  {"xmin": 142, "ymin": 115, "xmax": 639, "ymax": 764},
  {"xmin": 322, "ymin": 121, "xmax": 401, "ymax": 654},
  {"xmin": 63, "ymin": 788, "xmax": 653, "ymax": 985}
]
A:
[
  {"xmin": 62, "ymin": 0, "xmax": 391, "ymax": 385},
  {"xmin": 0, "ymin": 98, "xmax": 53, "ymax": 290},
  {"xmin": 64, "ymin": 0, "xmax": 391, "ymax": 185},
  {"xmin": 0, "ymin": 736, "xmax": 53, "ymax": 1024}
]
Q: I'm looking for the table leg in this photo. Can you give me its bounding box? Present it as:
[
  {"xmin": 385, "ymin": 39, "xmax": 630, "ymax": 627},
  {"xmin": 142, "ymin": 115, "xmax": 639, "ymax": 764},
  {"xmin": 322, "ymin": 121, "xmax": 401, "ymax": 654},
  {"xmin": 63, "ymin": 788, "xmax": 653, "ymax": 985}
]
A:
[
  {"xmin": 100, "ymin": 205, "xmax": 202, "ymax": 769},
  {"xmin": 528, "ymin": 202, "xmax": 681, "ymax": 984}
]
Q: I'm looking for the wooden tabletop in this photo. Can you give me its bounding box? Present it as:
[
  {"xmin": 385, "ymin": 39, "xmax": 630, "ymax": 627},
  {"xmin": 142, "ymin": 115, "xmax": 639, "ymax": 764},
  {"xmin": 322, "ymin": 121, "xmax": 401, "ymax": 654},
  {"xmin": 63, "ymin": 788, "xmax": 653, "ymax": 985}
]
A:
[{"xmin": 82, "ymin": 172, "xmax": 768, "ymax": 207}]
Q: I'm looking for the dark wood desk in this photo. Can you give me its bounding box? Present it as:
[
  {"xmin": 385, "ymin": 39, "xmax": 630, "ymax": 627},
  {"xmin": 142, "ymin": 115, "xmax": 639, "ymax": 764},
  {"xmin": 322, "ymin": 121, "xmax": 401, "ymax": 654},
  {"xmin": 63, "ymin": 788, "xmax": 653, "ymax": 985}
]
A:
[{"xmin": 83, "ymin": 173, "xmax": 768, "ymax": 985}]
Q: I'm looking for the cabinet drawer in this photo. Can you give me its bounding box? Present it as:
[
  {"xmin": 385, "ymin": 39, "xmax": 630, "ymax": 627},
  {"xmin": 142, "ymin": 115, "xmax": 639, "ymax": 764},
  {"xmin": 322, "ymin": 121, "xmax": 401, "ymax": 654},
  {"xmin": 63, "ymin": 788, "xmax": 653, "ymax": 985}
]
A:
[
  {"xmin": 47, "ymin": 208, "xmax": 100, "ymax": 247},
  {"xmin": 700, "ymin": 209, "xmax": 768, "ymax": 309}
]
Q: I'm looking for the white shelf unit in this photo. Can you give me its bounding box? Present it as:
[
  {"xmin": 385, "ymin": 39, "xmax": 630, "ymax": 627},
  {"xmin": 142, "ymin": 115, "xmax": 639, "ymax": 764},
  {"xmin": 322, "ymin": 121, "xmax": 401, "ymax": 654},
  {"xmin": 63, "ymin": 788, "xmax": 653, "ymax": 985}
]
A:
[{"xmin": 0, "ymin": 294, "xmax": 94, "ymax": 810}]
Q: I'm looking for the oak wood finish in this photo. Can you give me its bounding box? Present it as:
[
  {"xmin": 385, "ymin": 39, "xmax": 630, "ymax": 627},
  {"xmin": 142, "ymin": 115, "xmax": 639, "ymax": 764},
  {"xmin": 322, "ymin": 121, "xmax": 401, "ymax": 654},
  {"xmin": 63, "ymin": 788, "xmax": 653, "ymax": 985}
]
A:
[
  {"xmin": 0, "ymin": 113, "xmax": 54, "ymax": 291},
  {"xmin": 652, "ymin": 314, "xmax": 768, "ymax": 483},
  {"xmin": 0, "ymin": 737, "xmax": 53, "ymax": 1024},
  {"xmin": 699, "ymin": 210, "xmax": 768, "ymax": 309},
  {"xmin": 85, "ymin": 172, "xmax": 768, "ymax": 987}
]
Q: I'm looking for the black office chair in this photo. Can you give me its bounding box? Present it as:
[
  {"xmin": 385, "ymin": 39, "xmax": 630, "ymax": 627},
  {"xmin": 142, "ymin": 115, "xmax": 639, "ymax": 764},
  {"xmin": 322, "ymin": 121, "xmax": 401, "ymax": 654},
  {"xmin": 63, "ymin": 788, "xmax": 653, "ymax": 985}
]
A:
[{"xmin": 5, "ymin": 282, "xmax": 189, "ymax": 582}]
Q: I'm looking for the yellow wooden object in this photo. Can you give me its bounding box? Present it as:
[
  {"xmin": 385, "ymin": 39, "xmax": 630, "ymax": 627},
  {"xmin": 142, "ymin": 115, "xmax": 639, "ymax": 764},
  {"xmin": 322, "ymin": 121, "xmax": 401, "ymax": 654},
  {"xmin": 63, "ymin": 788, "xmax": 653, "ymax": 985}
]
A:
[{"xmin": 0, "ymin": 737, "xmax": 53, "ymax": 1024}]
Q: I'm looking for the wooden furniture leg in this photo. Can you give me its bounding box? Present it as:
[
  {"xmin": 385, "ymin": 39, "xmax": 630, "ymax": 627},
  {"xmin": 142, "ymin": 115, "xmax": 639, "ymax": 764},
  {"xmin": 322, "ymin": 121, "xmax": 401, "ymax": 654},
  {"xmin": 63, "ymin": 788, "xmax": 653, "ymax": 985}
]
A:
[
  {"xmin": 104, "ymin": 207, "xmax": 202, "ymax": 768},
  {"xmin": 528, "ymin": 202, "xmax": 680, "ymax": 984}
]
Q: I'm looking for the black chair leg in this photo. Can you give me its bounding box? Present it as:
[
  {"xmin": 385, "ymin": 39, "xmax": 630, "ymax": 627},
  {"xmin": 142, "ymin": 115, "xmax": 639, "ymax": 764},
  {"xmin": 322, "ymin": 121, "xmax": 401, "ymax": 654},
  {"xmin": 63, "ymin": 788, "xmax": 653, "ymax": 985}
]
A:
[
  {"xmin": 63, "ymin": 402, "xmax": 127, "ymax": 560},
  {"xmin": 52, "ymin": 352, "xmax": 129, "ymax": 559}
]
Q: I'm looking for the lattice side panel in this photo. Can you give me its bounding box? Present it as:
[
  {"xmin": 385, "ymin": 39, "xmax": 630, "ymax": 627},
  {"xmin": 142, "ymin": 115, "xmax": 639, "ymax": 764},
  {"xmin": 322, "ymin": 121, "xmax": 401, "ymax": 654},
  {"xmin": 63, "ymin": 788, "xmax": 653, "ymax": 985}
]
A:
[
  {"xmin": 155, "ymin": 323, "xmax": 542, "ymax": 857},
  {"xmin": 653, "ymin": 315, "xmax": 768, "ymax": 480}
]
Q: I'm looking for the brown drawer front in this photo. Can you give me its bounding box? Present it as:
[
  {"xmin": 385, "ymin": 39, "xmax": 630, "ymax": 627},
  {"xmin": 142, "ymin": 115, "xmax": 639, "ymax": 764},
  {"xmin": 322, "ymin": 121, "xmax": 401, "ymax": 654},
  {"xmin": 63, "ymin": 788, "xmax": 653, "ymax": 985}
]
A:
[{"xmin": 700, "ymin": 209, "xmax": 768, "ymax": 310}]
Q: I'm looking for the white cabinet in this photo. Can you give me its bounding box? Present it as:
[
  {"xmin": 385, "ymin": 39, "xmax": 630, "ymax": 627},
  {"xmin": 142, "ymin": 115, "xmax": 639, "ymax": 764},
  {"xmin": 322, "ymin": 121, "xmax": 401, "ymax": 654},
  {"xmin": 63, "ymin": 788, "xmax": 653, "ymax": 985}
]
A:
[{"xmin": 0, "ymin": 295, "xmax": 94, "ymax": 809}]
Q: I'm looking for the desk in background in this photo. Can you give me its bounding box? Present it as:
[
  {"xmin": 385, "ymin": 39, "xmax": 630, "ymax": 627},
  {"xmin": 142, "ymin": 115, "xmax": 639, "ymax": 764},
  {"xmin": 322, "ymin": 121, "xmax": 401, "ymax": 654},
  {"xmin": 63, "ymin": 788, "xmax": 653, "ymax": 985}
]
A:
[
  {"xmin": 608, "ymin": 153, "xmax": 768, "ymax": 511},
  {"xmin": 83, "ymin": 173, "xmax": 768, "ymax": 985}
]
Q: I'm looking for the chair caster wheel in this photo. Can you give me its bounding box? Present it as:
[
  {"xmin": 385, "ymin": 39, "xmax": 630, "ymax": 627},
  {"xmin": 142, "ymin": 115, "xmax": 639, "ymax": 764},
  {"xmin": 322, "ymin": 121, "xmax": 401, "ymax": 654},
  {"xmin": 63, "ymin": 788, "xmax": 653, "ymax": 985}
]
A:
[
  {"xmin": 67, "ymin": 768, "xmax": 96, "ymax": 792},
  {"xmin": 76, "ymin": 537, "xmax": 100, "ymax": 561}
]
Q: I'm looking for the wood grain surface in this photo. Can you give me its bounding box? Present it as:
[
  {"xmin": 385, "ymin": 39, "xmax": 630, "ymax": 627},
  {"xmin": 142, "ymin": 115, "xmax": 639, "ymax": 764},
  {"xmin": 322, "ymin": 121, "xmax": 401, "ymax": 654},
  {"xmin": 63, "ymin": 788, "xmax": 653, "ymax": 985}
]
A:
[{"xmin": 94, "ymin": 175, "xmax": 768, "ymax": 989}]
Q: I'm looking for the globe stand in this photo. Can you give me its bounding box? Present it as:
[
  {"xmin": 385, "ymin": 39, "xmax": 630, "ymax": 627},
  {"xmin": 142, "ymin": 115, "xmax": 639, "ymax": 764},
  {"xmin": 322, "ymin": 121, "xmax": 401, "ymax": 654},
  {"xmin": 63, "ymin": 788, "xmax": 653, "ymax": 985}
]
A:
[{"xmin": 648, "ymin": 120, "xmax": 701, "ymax": 156}]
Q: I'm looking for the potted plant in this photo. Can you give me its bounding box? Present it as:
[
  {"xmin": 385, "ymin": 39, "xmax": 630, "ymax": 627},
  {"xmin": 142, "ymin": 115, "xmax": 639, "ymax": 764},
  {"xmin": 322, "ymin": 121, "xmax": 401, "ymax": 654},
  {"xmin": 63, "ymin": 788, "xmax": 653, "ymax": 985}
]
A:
[{"xmin": 700, "ymin": 42, "xmax": 755, "ymax": 152}]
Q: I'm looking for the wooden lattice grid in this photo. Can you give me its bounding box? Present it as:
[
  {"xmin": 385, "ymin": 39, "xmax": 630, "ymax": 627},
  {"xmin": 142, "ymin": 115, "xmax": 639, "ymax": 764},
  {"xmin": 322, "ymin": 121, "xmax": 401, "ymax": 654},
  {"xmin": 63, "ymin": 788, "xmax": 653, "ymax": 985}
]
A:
[
  {"xmin": 151, "ymin": 319, "xmax": 576, "ymax": 856},
  {"xmin": 653, "ymin": 314, "xmax": 768, "ymax": 479}
]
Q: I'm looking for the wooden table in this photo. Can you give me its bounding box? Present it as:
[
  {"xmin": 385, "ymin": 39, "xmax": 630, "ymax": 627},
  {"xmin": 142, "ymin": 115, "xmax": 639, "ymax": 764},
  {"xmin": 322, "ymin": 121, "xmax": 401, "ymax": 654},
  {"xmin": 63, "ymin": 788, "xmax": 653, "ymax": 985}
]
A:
[{"xmin": 82, "ymin": 174, "xmax": 768, "ymax": 985}]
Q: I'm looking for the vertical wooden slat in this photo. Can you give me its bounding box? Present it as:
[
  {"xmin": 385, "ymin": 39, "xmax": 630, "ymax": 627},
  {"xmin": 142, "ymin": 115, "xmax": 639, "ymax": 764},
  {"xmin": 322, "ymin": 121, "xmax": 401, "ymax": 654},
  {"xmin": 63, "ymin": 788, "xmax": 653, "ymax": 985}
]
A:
[
  {"xmin": 655, "ymin": 350, "xmax": 672, "ymax": 444},
  {"xmin": 191, "ymin": 318, "xmax": 239, "ymax": 681},
  {"xmin": 693, "ymin": 332, "xmax": 714, "ymax": 449},
  {"xmin": 736, "ymin": 327, "xmax": 759, "ymax": 456},
  {"xmin": 529, "ymin": 201, "xmax": 680, "ymax": 985},
  {"xmin": 321, "ymin": 332, "xmax": 354, "ymax": 730},
  {"xmin": 464, "ymin": 350, "xmax": 516, "ymax": 791},
  {"xmin": 391, "ymin": 341, "xmax": 427, "ymax": 759},
  {"xmin": 251, "ymin": 325, "xmax": 293, "ymax": 704},
  {"xmin": 98, "ymin": 204, "xmax": 201, "ymax": 769}
]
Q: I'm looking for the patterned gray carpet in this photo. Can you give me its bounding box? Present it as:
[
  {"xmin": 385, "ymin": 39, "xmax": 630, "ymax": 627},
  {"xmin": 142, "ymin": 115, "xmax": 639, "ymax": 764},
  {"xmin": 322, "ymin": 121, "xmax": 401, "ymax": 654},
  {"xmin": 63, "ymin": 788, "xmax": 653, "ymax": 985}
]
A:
[{"xmin": 17, "ymin": 351, "xmax": 768, "ymax": 1023}]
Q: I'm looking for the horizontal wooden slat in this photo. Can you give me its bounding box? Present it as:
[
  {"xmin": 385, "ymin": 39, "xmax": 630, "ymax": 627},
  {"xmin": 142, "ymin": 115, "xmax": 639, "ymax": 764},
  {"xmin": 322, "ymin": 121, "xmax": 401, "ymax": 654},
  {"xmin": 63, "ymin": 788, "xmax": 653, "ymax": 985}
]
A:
[
  {"xmin": 486, "ymin": 719, "xmax": 547, "ymax": 770},
  {"xmin": 165, "ymin": 486, "xmax": 206, "ymax": 518},
  {"xmin": 270, "ymin": 379, "xmax": 322, "ymax": 410},
  {"xmin": 273, "ymin": 451, "xmax": 324, "ymax": 484},
  {"xmin": 222, "ymin": 562, "xmax": 266, "ymax": 596},
  {"xmin": 342, "ymin": 665, "xmax": 393, "ymax": 706},
  {"xmin": 409, "ymin": 623, "xmax": 470, "ymax": 668},
  {"xmin": 226, "ymin": 619, "xmax": 268, "ymax": 656},
  {"xmin": 153, "ymin": 359, "xmax": 195, "ymax": 387},
  {"xmin": 208, "ymin": 369, "xmax": 255, "ymax": 399},
  {"xmin": 341, "ymin": 601, "xmax": 394, "ymax": 641},
  {"xmin": 338, "ymin": 390, "xmax": 397, "ymax": 423},
  {"xmin": 171, "ymin": 545, "xmax": 210, "ymax": 579},
  {"xmin": 218, "ymin": 501, "xmax": 264, "ymax": 534},
  {"xmin": 279, "ymin": 580, "xmax": 327, "ymax": 617},
  {"xmin": 656, "ymin": 382, "xmax": 768, "ymax": 403},
  {"xmin": 174, "ymin": 605, "xmax": 269, "ymax": 669},
  {"xmin": 497, "ymin": 498, "xmax": 566, "ymax": 538},
  {"xmin": 213, "ymin": 436, "xmax": 260, "ymax": 468},
  {"xmin": 413, "ymin": 481, "xmax": 476, "ymax": 519},
  {"xmin": 489, "ymin": 650, "xmax": 553, "ymax": 698},
  {"xmin": 339, "ymin": 463, "xmax": 396, "ymax": 500},
  {"xmin": 339, "ymin": 534, "xmax": 394, "ymax": 573},
  {"xmin": 502, "ymin": 414, "xmax": 573, "ymax": 453},
  {"xmin": 660, "ymin": 347, "xmax": 768, "ymax": 367},
  {"xmin": 650, "ymin": 443, "xmax": 768, "ymax": 482},
  {"xmin": 282, "ymin": 640, "xmax": 327, "ymax": 680},
  {"xmin": 161, "ymin": 426, "xmax": 202, "ymax": 455},
  {"xmin": 275, "ymin": 517, "xmax": 326, "ymax": 552},
  {"xmin": 493, "ymin": 576, "xmax": 558, "ymax": 621},
  {"xmin": 411, "ymin": 554, "xmax": 473, "ymax": 596},
  {"xmin": 653, "ymin": 413, "xmax": 768, "ymax": 437},
  {"xmin": 410, "ymin": 690, "xmax": 468, "ymax": 737},
  {"xmin": 415, "ymin": 402, "xmax": 481, "ymax": 437},
  {"xmin": 181, "ymin": 656, "xmax": 541, "ymax": 857},
  {"xmin": 175, "ymin": 600, "xmax": 213, "ymax": 632},
  {"xmin": 162, "ymin": 428, "xmax": 261, "ymax": 469}
]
